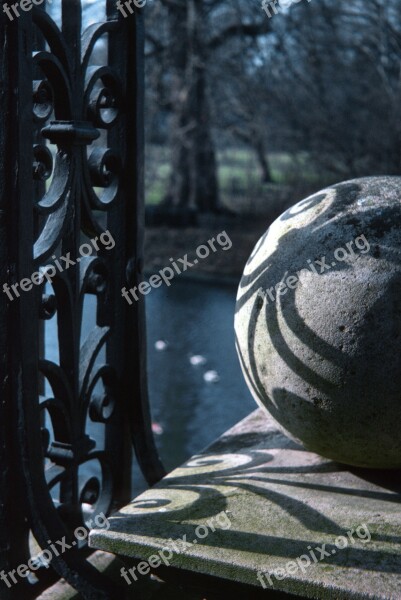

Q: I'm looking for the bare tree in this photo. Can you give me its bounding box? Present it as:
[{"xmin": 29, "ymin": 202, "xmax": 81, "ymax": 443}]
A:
[
  {"xmin": 146, "ymin": 0, "xmax": 401, "ymax": 215},
  {"xmin": 145, "ymin": 0, "xmax": 271, "ymax": 213},
  {"xmin": 265, "ymin": 0, "xmax": 401, "ymax": 177},
  {"xmin": 211, "ymin": 37, "xmax": 276, "ymax": 184}
]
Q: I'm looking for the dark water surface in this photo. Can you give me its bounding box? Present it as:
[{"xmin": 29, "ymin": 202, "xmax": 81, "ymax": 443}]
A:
[
  {"xmin": 45, "ymin": 279, "xmax": 255, "ymax": 493},
  {"xmin": 146, "ymin": 278, "xmax": 254, "ymax": 472}
]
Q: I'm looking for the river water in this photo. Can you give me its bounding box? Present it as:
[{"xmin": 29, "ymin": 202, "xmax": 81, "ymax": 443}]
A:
[
  {"xmin": 45, "ymin": 278, "xmax": 255, "ymax": 493},
  {"xmin": 146, "ymin": 278, "xmax": 254, "ymax": 473}
]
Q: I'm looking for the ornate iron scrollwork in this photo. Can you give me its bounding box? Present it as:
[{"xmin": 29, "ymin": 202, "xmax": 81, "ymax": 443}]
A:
[{"xmin": 0, "ymin": 1, "xmax": 164, "ymax": 597}]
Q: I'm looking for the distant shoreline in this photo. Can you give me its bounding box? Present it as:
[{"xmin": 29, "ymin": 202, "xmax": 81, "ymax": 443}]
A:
[
  {"xmin": 144, "ymin": 225, "xmax": 267, "ymax": 281},
  {"xmin": 144, "ymin": 267, "xmax": 239, "ymax": 287}
]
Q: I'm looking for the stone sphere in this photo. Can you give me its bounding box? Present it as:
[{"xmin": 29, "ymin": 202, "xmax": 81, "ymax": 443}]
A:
[{"xmin": 235, "ymin": 177, "xmax": 401, "ymax": 468}]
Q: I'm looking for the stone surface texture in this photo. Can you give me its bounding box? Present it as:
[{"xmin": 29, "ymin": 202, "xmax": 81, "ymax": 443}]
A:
[
  {"xmin": 89, "ymin": 409, "xmax": 401, "ymax": 599},
  {"xmin": 235, "ymin": 176, "xmax": 401, "ymax": 468}
]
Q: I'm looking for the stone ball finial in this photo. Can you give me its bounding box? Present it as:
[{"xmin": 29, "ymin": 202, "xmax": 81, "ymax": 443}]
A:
[{"xmin": 235, "ymin": 177, "xmax": 401, "ymax": 468}]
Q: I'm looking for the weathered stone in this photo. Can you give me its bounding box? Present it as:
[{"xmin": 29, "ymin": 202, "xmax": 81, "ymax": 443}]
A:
[
  {"xmin": 235, "ymin": 177, "xmax": 401, "ymax": 468},
  {"xmin": 89, "ymin": 409, "xmax": 401, "ymax": 599}
]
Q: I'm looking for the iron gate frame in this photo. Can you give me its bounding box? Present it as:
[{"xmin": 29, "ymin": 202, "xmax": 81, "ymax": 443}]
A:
[{"xmin": 0, "ymin": 1, "xmax": 164, "ymax": 598}]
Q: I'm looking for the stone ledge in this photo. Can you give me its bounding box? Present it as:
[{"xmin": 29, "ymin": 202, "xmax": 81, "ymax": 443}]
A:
[{"xmin": 89, "ymin": 409, "xmax": 401, "ymax": 599}]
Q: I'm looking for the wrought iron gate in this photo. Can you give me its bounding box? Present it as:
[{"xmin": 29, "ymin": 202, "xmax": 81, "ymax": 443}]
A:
[{"xmin": 0, "ymin": 1, "xmax": 164, "ymax": 597}]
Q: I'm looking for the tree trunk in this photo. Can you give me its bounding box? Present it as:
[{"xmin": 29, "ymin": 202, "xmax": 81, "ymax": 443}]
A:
[
  {"xmin": 163, "ymin": 0, "xmax": 219, "ymax": 213},
  {"xmin": 255, "ymin": 136, "xmax": 273, "ymax": 184},
  {"xmin": 232, "ymin": 126, "xmax": 273, "ymax": 184}
]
